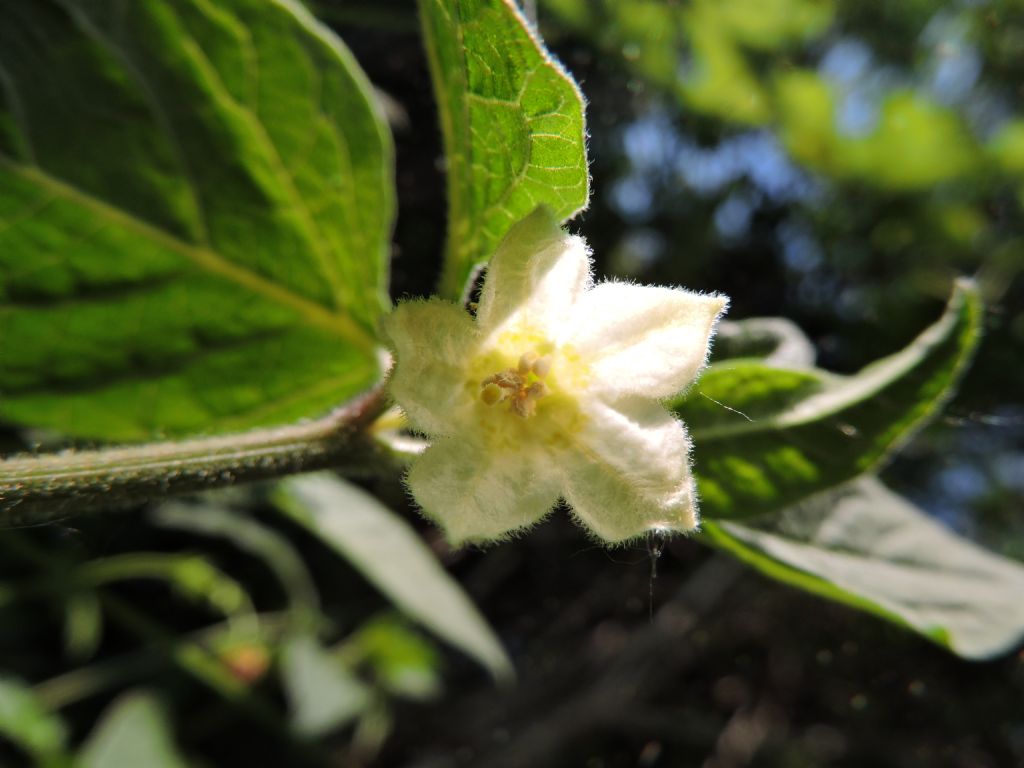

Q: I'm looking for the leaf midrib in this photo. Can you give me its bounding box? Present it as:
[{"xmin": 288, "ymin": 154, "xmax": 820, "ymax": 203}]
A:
[{"xmin": 0, "ymin": 155, "xmax": 377, "ymax": 355}]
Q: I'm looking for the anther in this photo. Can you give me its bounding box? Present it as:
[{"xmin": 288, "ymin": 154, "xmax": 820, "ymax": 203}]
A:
[
  {"xmin": 531, "ymin": 355, "xmax": 552, "ymax": 378},
  {"xmin": 518, "ymin": 351, "xmax": 538, "ymax": 374},
  {"xmin": 480, "ymin": 351, "xmax": 552, "ymax": 417},
  {"xmin": 481, "ymin": 382, "xmax": 504, "ymax": 406},
  {"xmin": 526, "ymin": 381, "xmax": 549, "ymax": 400},
  {"xmin": 512, "ymin": 395, "xmax": 537, "ymax": 418}
]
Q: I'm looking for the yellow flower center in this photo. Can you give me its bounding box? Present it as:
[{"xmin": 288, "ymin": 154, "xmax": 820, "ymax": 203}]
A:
[
  {"xmin": 465, "ymin": 331, "xmax": 589, "ymax": 451},
  {"xmin": 480, "ymin": 352, "xmax": 552, "ymax": 418}
]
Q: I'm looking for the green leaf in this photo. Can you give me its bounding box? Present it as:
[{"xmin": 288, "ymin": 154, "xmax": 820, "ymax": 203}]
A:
[
  {"xmin": 345, "ymin": 614, "xmax": 442, "ymax": 701},
  {"xmin": 676, "ymin": 279, "xmax": 982, "ymax": 519},
  {"xmin": 420, "ymin": 0, "xmax": 589, "ymax": 299},
  {"xmin": 0, "ymin": 676, "xmax": 69, "ymax": 766},
  {"xmin": 77, "ymin": 692, "xmax": 189, "ymax": 768},
  {"xmin": 0, "ymin": 0, "xmax": 393, "ymax": 441},
  {"xmin": 713, "ymin": 316, "xmax": 816, "ymax": 367},
  {"xmin": 153, "ymin": 501, "xmax": 320, "ymax": 619},
  {"xmin": 79, "ymin": 553, "xmax": 255, "ymax": 621},
  {"xmin": 275, "ymin": 474, "xmax": 514, "ymax": 682},
  {"xmin": 280, "ymin": 633, "xmax": 370, "ymax": 737},
  {"xmin": 63, "ymin": 590, "xmax": 104, "ymax": 662},
  {"xmin": 701, "ymin": 478, "xmax": 1024, "ymax": 660}
]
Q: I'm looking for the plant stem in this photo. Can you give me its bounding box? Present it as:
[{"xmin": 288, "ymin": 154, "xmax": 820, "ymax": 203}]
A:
[{"xmin": 0, "ymin": 387, "xmax": 389, "ymax": 526}]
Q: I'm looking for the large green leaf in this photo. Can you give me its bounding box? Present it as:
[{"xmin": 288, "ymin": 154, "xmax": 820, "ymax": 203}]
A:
[
  {"xmin": 675, "ymin": 279, "xmax": 982, "ymax": 519},
  {"xmin": 77, "ymin": 692, "xmax": 189, "ymax": 768},
  {"xmin": 275, "ymin": 474, "xmax": 513, "ymax": 682},
  {"xmin": 420, "ymin": 0, "xmax": 589, "ymax": 299},
  {"xmin": 0, "ymin": 0, "xmax": 393, "ymax": 441},
  {"xmin": 701, "ymin": 478, "xmax": 1024, "ymax": 660}
]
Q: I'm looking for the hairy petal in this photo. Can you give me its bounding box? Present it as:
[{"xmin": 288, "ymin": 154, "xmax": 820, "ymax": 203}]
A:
[
  {"xmin": 475, "ymin": 208, "xmax": 591, "ymax": 341},
  {"xmin": 407, "ymin": 438, "xmax": 563, "ymax": 545},
  {"xmin": 382, "ymin": 299, "xmax": 477, "ymax": 436},
  {"xmin": 566, "ymin": 284, "xmax": 728, "ymax": 399},
  {"xmin": 563, "ymin": 397, "xmax": 698, "ymax": 542}
]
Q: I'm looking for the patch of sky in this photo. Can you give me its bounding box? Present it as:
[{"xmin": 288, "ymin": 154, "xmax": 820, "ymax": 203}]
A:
[
  {"xmin": 898, "ymin": 405, "xmax": 1024, "ymax": 537},
  {"xmin": 920, "ymin": 12, "xmax": 982, "ymax": 107},
  {"xmin": 713, "ymin": 191, "xmax": 757, "ymax": 242},
  {"xmin": 777, "ymin": 219, "xmax": 824, "ymax": 273},
  {"xmin": 610, "ymin": 173, "xmax": 656, "ymax": 221},
  {"xmin": 919, "ymin": 9, "xmax": 1012, "ymax": 139},
  {"xmin": 617, "ymin": 110, "xmax": 818, "ymax": 211},
  {"xmin": 674, "ymin": 132, "xmax": 817, "ymax": 201},
  {"xmin": 820, "ymin": 39, "xmax": 872, "ymax": 84},
  {"xmin": 610, "ymin": 228, "xmax": 666, "ymax": 277},
  {"xmin": 819, "ymin": 39, "xmax": 885, "ymax": 138},
  {"xmin": 994, "ymin": 452, "xmax": 1024, "ymax": 493}
]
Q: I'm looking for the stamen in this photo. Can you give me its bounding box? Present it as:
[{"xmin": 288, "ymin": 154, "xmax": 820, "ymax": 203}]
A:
[
  {"xmin": 481, "ymin": 382, "xmax": 504, "ymax": 406},
  {"xmin": 531, "ymin": 355, "xmax": 552, "ymax": 378},
  {"xmin": 518, "ymin": 351, "xmax": 538, "ymax": 374},
  {"xmin": 480, "ymin": 350, "xmax": 552, "ymax": 417},
  {"xmin": 526, "ymin": 381, "xmax": 549, "ymax": 399},
  {"xmin": 512, "ymin": 397, "xmax": 535, "ymax": 418}
]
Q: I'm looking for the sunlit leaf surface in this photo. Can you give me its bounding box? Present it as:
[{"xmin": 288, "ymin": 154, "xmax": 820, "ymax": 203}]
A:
[
  {"xmin": 420, "ymin": 0, "xmax": 588, "ymax": 298},
  {"xmin": 0, "ymin": 0, "xmax": 393, "ymax": 440},
  {"xmin": 676, "ymin": 280, "xmax": 982, "ymax": 520}
]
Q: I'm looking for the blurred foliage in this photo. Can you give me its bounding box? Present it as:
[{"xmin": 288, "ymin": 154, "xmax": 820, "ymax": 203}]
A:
[{"xmin": 0, "ymin": 488, "xmax": 459, "ymax": 766}]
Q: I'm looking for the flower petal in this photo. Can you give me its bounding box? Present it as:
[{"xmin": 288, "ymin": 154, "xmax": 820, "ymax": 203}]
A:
[
  {"xmin": 382, "ymin": 299, "xmax": 477, "ymax": 436},
  {"xmin": 562, "ymin": 397, "xmax": 698, "ymax": 543},
  {"xmin": 475, "ymin": 207, "xmax": 591, "ymax": 340},
  {"xmin": 407, "ymin": 438, "xmax": 562, "ymax": 545},
  {"xmin": 565, "ymin": 284, "xmax": 728, "ymax": 399}
]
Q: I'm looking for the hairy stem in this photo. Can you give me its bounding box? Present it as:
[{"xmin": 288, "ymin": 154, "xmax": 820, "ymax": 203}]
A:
[{"xmin": 0, "ymin": 388, "xmax": 390, "ymax": 526}]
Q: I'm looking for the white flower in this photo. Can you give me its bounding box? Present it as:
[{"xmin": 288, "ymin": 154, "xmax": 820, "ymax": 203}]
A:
[{"xmin": 384, "ymin": 208, "xmax": 728, "ymax": 545}]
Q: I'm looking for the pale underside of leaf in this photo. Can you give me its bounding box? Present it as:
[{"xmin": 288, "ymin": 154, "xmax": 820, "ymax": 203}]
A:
[
  {"xmin": 77, "ymin": 691, "xmax": 189, "ymax": 768},
  {"xmin": 275, "ymin": 473, "xmax": 514, "ymax": 682},
  {"xmin": 702, "ymin": 477, "xmax": 1024, "ymax": 660}
]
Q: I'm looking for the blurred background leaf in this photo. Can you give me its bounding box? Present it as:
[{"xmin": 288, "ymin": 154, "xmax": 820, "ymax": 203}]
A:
[
  {"xmin": 275, "ymin": 474, "xmax": 513, "ymax": 682},
  {"xmin": 153, "ymin": 502, "xmax": 320, "ymax": 623},
  {"xmin": 0, "ymin": 0, "xmax": 393, "ymax": 441},
  {"xmin": 0, "ymin": 676, "xmax": 69, "ymax": 767},
  {"xmin": 281, "ymin": 633, "xmax": 371, "ymax": 738},
  {"xmin": 77, "ymin": 692, "xmax": 189, "ymax": 768}
]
